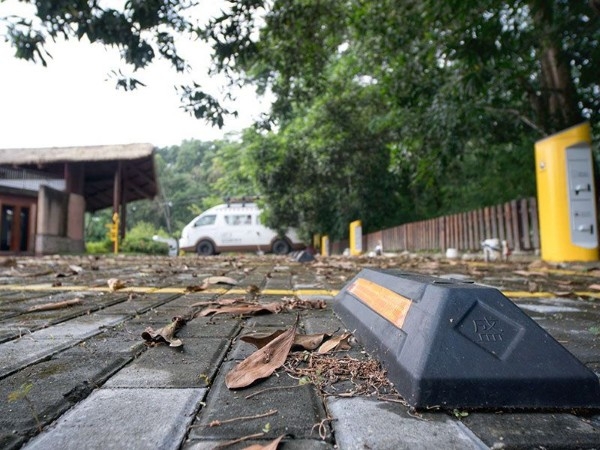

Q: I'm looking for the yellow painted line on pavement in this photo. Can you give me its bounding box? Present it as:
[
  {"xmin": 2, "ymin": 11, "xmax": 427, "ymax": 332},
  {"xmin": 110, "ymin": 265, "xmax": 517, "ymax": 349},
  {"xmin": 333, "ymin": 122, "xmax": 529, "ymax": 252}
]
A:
[
  {"xmin": 295, "ymin": 289, "xmax": 338, "ymax": 296},
  {"xmin": 0, "ymin": 284, "xmax": 598, "ymax": 300}
]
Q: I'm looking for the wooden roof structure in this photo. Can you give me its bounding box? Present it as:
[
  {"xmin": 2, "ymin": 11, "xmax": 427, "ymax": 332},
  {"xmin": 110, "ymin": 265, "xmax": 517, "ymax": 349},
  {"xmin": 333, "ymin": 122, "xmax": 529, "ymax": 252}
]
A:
[{"xmin": 0, "ymin": 144, "xmax": 158, "ymax": 212}]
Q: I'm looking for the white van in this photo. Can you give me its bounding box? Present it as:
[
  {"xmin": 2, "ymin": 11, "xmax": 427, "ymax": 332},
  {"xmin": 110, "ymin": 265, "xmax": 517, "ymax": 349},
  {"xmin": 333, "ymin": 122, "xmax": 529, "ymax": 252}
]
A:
[{"xmin": 178, "ymin": 202, "xmax": 305, "ymax": 255}]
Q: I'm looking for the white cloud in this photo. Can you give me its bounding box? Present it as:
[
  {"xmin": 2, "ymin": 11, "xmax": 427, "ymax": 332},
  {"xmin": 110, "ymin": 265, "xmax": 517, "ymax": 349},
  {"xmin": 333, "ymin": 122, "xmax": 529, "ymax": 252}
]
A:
[{"xmin": 0, "ymin": 1, "xmax": 269, "ymax": 149}]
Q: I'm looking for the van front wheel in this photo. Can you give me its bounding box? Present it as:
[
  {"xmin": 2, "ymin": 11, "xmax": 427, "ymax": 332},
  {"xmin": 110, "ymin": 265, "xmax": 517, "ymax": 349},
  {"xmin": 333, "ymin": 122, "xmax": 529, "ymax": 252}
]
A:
[
  {"xmin": 196, "ymin": 240, "xmax": 215, "ymax": 256},
  {"xmin": 272, "ymin": 239, "xmax": 290, "ymax": 255}
]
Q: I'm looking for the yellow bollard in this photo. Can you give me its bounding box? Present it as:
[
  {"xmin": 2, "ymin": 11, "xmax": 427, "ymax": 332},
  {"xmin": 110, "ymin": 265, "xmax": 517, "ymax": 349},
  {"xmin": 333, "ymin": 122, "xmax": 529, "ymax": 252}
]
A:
[
  {"xmin": 535, "ymin": 122, "xmax": 598, "ymax": 262},
  {"xmin": 321, "ymin": 235, "xmax": 329, "ymax": 257},
  {"xmin": 349, "ymin": 220, "xmax": 363, "ymax": 256}
]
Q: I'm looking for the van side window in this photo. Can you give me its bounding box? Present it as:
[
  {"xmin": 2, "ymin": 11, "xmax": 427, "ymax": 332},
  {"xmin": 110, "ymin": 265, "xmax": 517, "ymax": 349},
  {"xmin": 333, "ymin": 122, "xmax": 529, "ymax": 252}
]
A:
[
  {"xmin": 224, "ymin": 214, "xmax": 252, "ymax": 226},
  {"xmin": 194, "ymin": 215, "xmax": 216, "ymax": 227}
]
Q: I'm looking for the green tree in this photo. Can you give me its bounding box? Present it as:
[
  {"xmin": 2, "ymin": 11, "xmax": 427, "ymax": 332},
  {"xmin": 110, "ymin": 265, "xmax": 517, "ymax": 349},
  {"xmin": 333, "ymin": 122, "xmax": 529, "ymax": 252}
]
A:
[
  {"xmin": 1, "ymin": 0, "xmax": 232, "ymax": 126},
  {"xmin": 125, "ymin": 138, "xmax": 255, "ymax": 236}
]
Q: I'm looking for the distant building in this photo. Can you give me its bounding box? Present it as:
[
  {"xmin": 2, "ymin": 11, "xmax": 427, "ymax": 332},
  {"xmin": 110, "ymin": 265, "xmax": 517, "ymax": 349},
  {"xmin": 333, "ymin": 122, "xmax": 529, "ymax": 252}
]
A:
[{"xmin": 0, "ymin": 144, "xmax": 158, "ymax": 255}]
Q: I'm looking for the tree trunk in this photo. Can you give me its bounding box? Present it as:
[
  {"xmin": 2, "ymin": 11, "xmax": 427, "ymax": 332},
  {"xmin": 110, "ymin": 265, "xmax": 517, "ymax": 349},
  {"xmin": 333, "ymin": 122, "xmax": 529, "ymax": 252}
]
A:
[{"xmin": 529, "ymin": 0, "xmax": 583, "ymax": 133}]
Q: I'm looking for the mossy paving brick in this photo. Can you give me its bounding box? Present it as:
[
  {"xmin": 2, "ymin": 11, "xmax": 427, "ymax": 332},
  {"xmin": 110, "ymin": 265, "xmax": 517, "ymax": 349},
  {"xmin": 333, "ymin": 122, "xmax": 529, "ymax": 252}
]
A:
[{"xmin": 190, "ymin": 360, "xmax": 330, "ymax": 441}]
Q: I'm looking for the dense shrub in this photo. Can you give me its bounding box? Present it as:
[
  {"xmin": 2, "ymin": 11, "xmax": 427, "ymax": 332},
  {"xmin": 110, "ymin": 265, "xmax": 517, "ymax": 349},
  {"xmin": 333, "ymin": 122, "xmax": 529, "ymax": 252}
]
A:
[
  {"xmin": 85, "ymin": 240, "xmax": 113, "ymax": 254},
  {"xmin": 120, "ymin": 236, "xmax": 168, "ymax": 255}
]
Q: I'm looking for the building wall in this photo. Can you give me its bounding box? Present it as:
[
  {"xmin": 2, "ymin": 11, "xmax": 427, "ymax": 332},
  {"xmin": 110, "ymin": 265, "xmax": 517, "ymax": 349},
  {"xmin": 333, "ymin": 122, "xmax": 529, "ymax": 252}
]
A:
[{"xmin": 35, "ymin": 186, "xmax": 85, "ymax": 254}]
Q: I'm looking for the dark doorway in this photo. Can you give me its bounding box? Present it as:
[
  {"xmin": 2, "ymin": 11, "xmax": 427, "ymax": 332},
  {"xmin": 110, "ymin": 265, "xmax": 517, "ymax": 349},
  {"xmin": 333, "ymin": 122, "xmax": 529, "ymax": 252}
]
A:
[
  {"xmin": 1, "ymin": 205, "xmax": 14, "ymax": 251},
  {"xmin": 1, "ymin": 204, "xmax": 30, "ymax": 252}
]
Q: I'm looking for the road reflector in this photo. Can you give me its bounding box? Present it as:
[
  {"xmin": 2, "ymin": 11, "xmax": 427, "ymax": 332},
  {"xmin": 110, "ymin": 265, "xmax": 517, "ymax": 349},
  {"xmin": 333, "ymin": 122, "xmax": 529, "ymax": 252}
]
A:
[{"xmin": 333, "ymin": 268, "xmax": 600, "ymax": 409}]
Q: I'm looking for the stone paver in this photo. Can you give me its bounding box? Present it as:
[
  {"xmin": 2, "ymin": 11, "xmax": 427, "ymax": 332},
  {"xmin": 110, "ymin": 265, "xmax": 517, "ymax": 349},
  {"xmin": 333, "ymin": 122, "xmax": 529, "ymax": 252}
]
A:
[
  {"xmin": 0, "ymin": 254, "xmax": 599, "ymax": 449},
  {"xmin": 23, "ymin": 388, "xmax": 206, "ymax": 450},
  {"xmin": 327, "ymin": 397, "xmax": 487, "ymax": 450},
  {"xmin": 0, "ymin": 314, "xmax": 126, "ymax": 378}
]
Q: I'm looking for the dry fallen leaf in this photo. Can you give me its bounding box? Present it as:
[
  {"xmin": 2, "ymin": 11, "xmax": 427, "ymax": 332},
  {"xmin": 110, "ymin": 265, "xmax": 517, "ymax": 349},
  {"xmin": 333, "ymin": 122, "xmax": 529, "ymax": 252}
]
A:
[
  {"xmin": 69, "ymin": 264, "xmax": 84, "ymax": 274},
  {"xmin": 205, "ymin": 276, "xmax": 238, "ymax": 285},
  {"xmin": 551, "ymin": 290, "xmax": 575, "ymax": 298},
  {"xmin": 241, "ymin": 330, "xmax": 286, "ymax": 349},
  {"xmin": 246, "ymin": 284, "xmax": 261, "ymax": 294},
  {"xmin": 317, "ymin": 332, "xmax": 352, "ymax": 354},
  {"xmin": 186, "ymin": 276, "xmax": 239, "ymax": 292},
  {"xmin": 185, "ymin": 284, "xmax": 208, "ymax": 293},
  {"xmin": 282, "ymin": 297, "xmax": 327, "ymax": 310},
  {"xmin": 226, "ymin": 320, "xmax": 298, "ymax": 389},
  {"xmin": 107, "ymin": 278, "xmax": 126, "ymax": 291},
  {"xmin": 142, "ymin": 316, "xmax": 186, "ymax": 347},
  {"xmin": 242, "ymin": 434, "xmax": 285, "ymax": 450},
  {"xmin": 241, "ymin": 331, "xmax": 331, "ymax": 351},
  {"xmin": 513, "ymin": 270, "xmax": 547, "ymax": 278},
  {"xmin": 199, "ymin": 302, "xmax": 283, "ymax": 317},
  {"xmin": 293, "ymin": 333, "xmax": 330, "ymax": 351},
  {"xmin": 26, "ymin": 298, "xmax": 82, "ymax": 313},
  {"xmin": 588, "ymin": 284, "xmax": 600, "ymax": 291}
]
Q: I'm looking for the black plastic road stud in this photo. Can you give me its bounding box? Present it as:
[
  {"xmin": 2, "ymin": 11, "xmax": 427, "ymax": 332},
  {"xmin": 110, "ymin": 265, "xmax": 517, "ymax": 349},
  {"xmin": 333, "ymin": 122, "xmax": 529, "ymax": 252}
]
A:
[{"xmin": 333, "ymin": 268, "xmax": 600, "ymax": 409}]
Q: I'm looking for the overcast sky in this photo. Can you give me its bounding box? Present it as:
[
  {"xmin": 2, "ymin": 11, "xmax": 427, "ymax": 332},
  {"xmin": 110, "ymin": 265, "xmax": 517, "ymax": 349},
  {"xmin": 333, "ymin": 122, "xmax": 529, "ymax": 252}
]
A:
[{"xmin": 0, "ymin": 1, "xmax": 268, "ymax": 150}]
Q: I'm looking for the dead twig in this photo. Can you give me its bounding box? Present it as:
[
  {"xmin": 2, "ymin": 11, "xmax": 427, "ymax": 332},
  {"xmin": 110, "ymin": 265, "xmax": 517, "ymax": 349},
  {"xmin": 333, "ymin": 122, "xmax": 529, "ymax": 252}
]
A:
[
  {"xmin": 26, "ymin": 298, "xmax": 82, "ymax": 313},
  {"xmin": 190, "ymin": 409, "xmax": 278, "ymax": 428},
  {"xmin": 245, "ymin": 384, "xmax": 304, "ymax": 399},
  {"xmin": 213, "ymin": 432, "xmax": 265, "ymax": 449},
  {"xmin": 311, "ymin": 417, "xmax": 333, "ymax": 440}
]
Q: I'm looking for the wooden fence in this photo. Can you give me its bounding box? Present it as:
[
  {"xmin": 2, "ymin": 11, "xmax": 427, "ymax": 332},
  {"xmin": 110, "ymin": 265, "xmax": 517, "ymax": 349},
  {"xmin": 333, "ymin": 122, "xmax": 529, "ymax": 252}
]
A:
[{"xmin": 331, "ymin": 197, "xmax": 540, "ymax": 254}]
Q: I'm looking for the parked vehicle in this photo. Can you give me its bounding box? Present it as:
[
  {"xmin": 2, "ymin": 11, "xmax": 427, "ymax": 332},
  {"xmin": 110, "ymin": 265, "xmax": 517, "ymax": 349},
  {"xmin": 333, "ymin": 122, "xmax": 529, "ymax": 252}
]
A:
[{"xmin": 178, "ymin": 202, "xmax": 304, "ymax": 255}]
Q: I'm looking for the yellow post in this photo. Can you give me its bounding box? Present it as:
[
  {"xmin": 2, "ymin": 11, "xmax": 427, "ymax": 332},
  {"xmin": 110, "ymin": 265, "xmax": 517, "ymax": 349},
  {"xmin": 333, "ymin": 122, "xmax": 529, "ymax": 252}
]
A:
[
  {"xmin": 313, "ymin": 234, "xmax": 321, "ymax": 252},
  {"xmin": 111, "ymin": 212, "xmax": 120, "ymax": 254},
  {"xmin": 534, "ymin": 122, "xmax": 598, "ymax": 262},
  {"xmin": 321, "ymin": 235, "xmax": 329, "ymax": 257},
  {"xmin": 349, "ymin": 220, "xmax": 363, "ymax": 256}
]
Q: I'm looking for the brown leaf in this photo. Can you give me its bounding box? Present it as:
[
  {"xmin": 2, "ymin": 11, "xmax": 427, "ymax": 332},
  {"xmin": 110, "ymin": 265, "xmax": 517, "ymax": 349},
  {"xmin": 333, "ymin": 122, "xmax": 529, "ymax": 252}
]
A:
[
  {"xmin": 69, "ymin": 264, "xmax": 84, "ymax": 274},
  {"xmin": 185, "ymin": 276, "xmax": 238, "ymax": 293},
  {"xmin": 204, "ymin": 276, "xmax": 238, "ymax": 285},
  {"xmin": 241, "ymin": 330, "xmax": 286, "ymax": 349},
  {"xmin": 317, "ymin": 332, "xmax": 352, "ymax": 354},
  {"xmin": 226, "ymin": 320, "xmax": 298, "ymax": 389},
  {"xmin": 189, "ymin": 297, "xmax": 246, "ymax": 308},
  {"xmin": 293, "ymin": 333, "xmax": 330, "ymax": 350},
  {"xmin": 26, "ymin": 298, "xmax": 82, "ymax": 312},
  {"xmin": 283, "ymin": 297, "xmax": 327, "ymax": 310},
  {"xmin": 246, "ymin": 284, "xmax": 261, "ymax": 294},
  {"xmin": 243, "ymin": 435, "xmax": 285, "ymax": 450},
  {"xmin": 199, "ymin": 302, "xmax": 283, "ymax": 317},
  {"xmin": 185, "ymin": 283, "xmax": 209, "ymax": 293},
  {"xmin": 241, "ymin": 331, "xmax": 330, "ymax": 351},
  {"xmin": 588, "ymin": 284, "xmax": 600, "ymax": 291},
  {"xmin": 551, "ymin": 290, "xmax": 575, "ymax": 298},
  {"xmin": 107, "ymin": 278, "xmax": 126, "ymax": 291},
  {"xmin": 142, "ymin": 316, "xmax": 186, "ymax": 347},
  {"xmin": 513, "ymin": 270, "xmax": 547, "ymax": 278}
]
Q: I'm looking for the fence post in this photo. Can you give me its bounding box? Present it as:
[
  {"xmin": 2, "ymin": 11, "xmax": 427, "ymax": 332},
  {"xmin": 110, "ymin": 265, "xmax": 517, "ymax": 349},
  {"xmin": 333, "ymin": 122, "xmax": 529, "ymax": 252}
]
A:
[{"xmin": 511, "ymin": 200, "xmax": 522, "ymax": 252}]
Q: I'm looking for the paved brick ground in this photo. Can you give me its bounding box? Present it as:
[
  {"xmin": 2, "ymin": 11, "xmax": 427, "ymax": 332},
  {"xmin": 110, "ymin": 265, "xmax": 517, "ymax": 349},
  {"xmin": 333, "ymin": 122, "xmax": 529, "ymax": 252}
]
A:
[{"xmin": 0, "ymin": 254, "xmax": 599, "ymax": 449}]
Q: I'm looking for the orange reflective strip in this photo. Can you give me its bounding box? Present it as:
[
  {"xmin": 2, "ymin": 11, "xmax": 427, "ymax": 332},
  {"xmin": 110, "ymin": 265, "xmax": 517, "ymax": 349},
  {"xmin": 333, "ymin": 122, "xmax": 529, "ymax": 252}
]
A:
[{"xmin": 347, "ymin": 278, "xmax": 412, "ymax": 329}]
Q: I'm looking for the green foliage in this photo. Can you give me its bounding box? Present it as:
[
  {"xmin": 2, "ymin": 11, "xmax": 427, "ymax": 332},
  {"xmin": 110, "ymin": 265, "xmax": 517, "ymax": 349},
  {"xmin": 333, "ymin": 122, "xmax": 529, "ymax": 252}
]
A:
[
  {"xmin": 85, "ymin": 210, "xmax": 113, "ymax": 243},
  {"xmin": 9, "ymin": 1, "xmax": 599, "ymax": 242},
  {"xmin": 8, "ymin": 382, "xmax": 33, "ymax": 403},
  {"xmin": 8, "ymin": 382, "xmax": 41, "ymax": 432},
  {"xmin": 126, "ymin": 139, "xmax": 256, "ymax": 237},
  {"xmin": 120, "ymin": 222, "xmax": 170, "ymax": 255},
  {"xmin": 121, "ymin": 237, "xmax": 168, "ymax": 255},
  {"xmin": 85, "ymin": 240, "xmax": 113, "ymax": 255}
]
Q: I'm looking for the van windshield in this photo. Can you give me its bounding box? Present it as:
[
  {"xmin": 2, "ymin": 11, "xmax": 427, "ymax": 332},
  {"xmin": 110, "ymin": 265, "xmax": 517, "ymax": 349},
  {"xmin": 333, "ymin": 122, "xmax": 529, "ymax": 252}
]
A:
[{"xmin": 194, "ymin": 215, "xmax": 216, "ymax": 227}]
